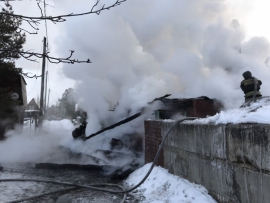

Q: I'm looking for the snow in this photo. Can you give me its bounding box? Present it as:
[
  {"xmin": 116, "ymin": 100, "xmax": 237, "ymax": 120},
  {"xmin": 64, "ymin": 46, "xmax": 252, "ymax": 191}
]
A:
[
  {"xmin": 0, "ymin": 167, "xmax": 45, "ymax": 203},
  {"xmin": 124, "ymin": 163, "xmax": 217, "ymax": 203},
  {"xmin": 24, "ymin": 110, "xmax": 39, "ymax": 112},
  {"xmin": 189, "ymin": 97, "xmax": 270, "ymax": 124}
]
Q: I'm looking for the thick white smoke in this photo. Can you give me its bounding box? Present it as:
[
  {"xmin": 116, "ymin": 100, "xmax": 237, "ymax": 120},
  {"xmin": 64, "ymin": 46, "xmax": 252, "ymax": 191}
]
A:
[
  {"xmin": 53, "ymin": 0, "xmax": 270, "ymax": 131},
  {"xmin": 0, "ymin": 120, "xmax": 78, "ymax": 163}
]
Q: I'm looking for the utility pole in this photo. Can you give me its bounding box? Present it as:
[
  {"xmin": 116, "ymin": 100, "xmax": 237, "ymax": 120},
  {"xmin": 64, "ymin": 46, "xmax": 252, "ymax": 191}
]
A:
[
  {"xmin": 39, "ymin": 37, "xmax": 46, "ymax": 123},
  {"xmin": 47, "ymin": 88, "xmax": 50, "ymax": 110},
  {"xmin": 44, "ymin": 70, "xmax": 48, "ymax": 113}
]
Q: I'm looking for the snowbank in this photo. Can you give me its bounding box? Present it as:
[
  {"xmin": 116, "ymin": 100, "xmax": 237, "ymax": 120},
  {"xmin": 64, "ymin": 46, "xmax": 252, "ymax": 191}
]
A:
[{"xmin": 124, "ymin": 163, "xmax": 217, "ymax": 203}]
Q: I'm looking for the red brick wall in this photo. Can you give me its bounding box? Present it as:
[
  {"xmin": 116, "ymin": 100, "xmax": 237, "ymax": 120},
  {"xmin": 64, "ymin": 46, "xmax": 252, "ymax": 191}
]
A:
[
  {"xmin": 144, "ymin": 120, "xmax": 164, "ymax": 167},
  {"xmin": 193, "ymin": 100, "xmax": 221, "ymax": 117}
]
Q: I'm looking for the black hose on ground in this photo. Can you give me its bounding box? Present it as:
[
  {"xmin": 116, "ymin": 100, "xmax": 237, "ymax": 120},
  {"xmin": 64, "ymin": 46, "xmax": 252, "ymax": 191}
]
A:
[{"xmin": 0, "ymin": 117, "xmax": 198, "ymax": 203}]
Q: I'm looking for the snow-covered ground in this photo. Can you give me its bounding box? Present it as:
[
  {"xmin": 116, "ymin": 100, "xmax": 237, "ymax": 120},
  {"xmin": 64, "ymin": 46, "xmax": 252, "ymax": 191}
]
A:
[
  {"xmin": 0, "ymin": 163, "xmax": 217, "ymax": 203},
  {"xmin": 124, "ymin": 163, "xmax": 217, "ymax": 203}
]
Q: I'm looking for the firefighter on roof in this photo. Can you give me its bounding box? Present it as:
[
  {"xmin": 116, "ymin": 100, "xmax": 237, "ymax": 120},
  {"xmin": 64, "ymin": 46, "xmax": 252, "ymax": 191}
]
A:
[{"xmin": 240, "ymin": 71, "xmax": 262, "ymax": 102}]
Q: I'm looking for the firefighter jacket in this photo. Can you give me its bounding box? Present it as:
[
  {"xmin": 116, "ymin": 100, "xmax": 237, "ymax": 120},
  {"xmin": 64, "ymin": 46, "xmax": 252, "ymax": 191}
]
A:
[{"xmin": 240, "ymin": 77, "xmax": 262, "ymax": 98}]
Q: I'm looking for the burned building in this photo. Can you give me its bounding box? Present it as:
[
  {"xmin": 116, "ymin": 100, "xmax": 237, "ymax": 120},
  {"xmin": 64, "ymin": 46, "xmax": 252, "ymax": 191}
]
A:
[
  {"xmin": 0, "ymin": 68, "xmax": 27, "ymax": 136},
  {"xmin": 0, "ymin": 68, "xmax": 27, "ymax": 107},
  {"xmin": 155, "ymin": 96, "xmax": 223, "ymax": 119}
]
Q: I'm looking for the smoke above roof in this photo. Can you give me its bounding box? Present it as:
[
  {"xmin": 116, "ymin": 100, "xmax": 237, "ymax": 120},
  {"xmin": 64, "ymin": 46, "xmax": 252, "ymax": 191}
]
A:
[{"xmin": 53, "ymin": 0, "xmax": 270, "ymax": 133}]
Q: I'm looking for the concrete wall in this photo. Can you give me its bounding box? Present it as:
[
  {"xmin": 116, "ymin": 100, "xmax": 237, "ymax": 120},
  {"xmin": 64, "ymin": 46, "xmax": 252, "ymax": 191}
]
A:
[{"xmin": 144, "ymin": 120, "xmax": 270, "ymax": 203}]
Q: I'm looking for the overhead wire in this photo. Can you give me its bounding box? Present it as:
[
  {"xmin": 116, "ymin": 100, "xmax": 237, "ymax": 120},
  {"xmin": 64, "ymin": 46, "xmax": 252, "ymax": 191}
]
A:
[
  {"xmin": 46, "ymin": 89, "xmax": 55, "ymax": 103},
  {"xmin": 26, "ymin": 0, "xmax": 50, "ymax": 101},
  {"xmin": 26, "ymin": 42, "xmax": 43, "ymax": 98},
  {"xmin": 47, "ymin": 89, "xmax": 59, "ymax": 105}
]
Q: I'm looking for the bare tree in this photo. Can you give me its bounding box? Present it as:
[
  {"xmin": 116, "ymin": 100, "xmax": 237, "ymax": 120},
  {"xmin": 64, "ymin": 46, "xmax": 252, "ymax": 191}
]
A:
[{"xmin": 0, "ymin": 0, "xmax": 126, "ymax": 72}]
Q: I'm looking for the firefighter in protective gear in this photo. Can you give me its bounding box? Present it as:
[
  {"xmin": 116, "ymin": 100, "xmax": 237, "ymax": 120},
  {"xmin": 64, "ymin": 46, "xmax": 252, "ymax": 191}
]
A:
[
  {"xmin": 72, "ymin": 112, "xmax": 88, "ymax": 140},
  {"xmin": 240, "ymin": 71, "xmax": 262, "ymax": 102}
]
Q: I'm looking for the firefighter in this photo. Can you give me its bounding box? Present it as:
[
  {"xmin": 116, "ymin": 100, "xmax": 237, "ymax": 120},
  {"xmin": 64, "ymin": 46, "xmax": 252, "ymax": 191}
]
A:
[
  {"xmin": 81, "ymin": 111, "xmax": 87, "ymax": 124},
  {"xmin": 72, "ymin": 111, "xmax": 88, "ymax": 140},
  {"xmin": 240, "ymin": 71, "xmax": 262, "ymax": 102}
]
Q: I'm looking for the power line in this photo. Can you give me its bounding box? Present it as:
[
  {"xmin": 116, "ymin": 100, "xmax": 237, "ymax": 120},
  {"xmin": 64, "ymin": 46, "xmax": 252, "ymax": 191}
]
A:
[
  {"xmin": 26, "ymin": 42, "xmax": 43, "ymax": 97},
  {"xmin": 48, "ymin": 89, "xmax": 60, "ymax": 104}
]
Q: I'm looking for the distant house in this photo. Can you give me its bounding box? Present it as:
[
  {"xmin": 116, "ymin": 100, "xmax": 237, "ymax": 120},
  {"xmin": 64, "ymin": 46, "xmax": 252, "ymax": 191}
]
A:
[
  {"xmin": 25, "ymin": 98, "xmax": 40, "ymax": 119},
  {"xmin": 26, "ymin": 98, "xmax": 40, "ymax": 111}
]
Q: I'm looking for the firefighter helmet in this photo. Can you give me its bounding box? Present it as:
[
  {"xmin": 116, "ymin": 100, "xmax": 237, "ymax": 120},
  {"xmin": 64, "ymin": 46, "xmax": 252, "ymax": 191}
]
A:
[{"xmin": 242, "ymin": 71, "xmax": 252, "ymax": 79}]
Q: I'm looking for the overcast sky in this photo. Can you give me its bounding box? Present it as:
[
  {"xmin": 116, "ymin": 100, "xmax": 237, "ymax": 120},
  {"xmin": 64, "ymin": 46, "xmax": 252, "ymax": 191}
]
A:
[{"xmin": 3, "ymin": 0, "xmax": 270, "ymax": 112}]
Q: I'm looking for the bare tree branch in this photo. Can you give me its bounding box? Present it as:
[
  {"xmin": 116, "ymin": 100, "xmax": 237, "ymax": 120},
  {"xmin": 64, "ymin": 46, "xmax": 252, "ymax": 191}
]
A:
[
  {"xmin": 36, "ymin": 1, "xmax": 44, "ymax": 17},
  {"xmin": 0, "ymin": 0, "xmax": 124, "ymax": 68},
  {"xmin": 21, "ymin": 72, "xmax": 42, "ymax": 79},
  {"xmin": 16, "ymin": 27, "xmax": 38, "ymax": 35},
  {"xmin": 0, "ymin": 61, "xmax": 42, "ymax": 79},
  {"xmin": 0, "ymin": 0, "xmax": 126, "ymax": 23},
  {"xmin": 0, "ymin": 49, "xmax": 91, "ymax": 64},
  {"xmin": 39, "ymin": 0, "xmax": 54, "ymax": 8}
]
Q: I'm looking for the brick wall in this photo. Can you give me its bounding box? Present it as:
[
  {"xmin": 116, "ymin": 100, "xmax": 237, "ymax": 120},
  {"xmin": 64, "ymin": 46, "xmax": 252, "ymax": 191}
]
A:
[
  {"xmin": 144, "ymin": 120, "xmax": 164, "ymax": 166},
  {"xmin": 193, "ymin": 99, "xmax": 221, "ymax": 118}
]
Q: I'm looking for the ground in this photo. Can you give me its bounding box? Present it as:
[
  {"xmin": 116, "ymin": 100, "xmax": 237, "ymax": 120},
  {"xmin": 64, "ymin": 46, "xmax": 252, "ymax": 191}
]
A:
[{"xmin": 0, "ymin": 163, "xmax": 139, "ymax": 203}]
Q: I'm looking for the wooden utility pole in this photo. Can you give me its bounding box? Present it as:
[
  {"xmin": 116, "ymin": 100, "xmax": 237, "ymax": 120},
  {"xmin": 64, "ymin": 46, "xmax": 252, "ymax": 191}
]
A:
[
  {"xmin": 44, "ymin": 70, "xmax": 48, "ymax": 113},
  {"xmin": 39, "ymin": 37, "xmax": 46, "ymax": 119}
]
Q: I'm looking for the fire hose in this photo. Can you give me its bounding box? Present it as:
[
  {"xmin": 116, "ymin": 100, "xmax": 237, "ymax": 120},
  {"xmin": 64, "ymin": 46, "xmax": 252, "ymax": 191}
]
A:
[
  {"xmin": 0, "ymin": 117, "xmax": 198, "ymax": 203},
  {"xmin": 84, "ymin": 94, "xmax": 171, "ymax": 141},
  {"xmin": 84, "ymin": 111, "xmax": 142, "ymax": 140}
]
